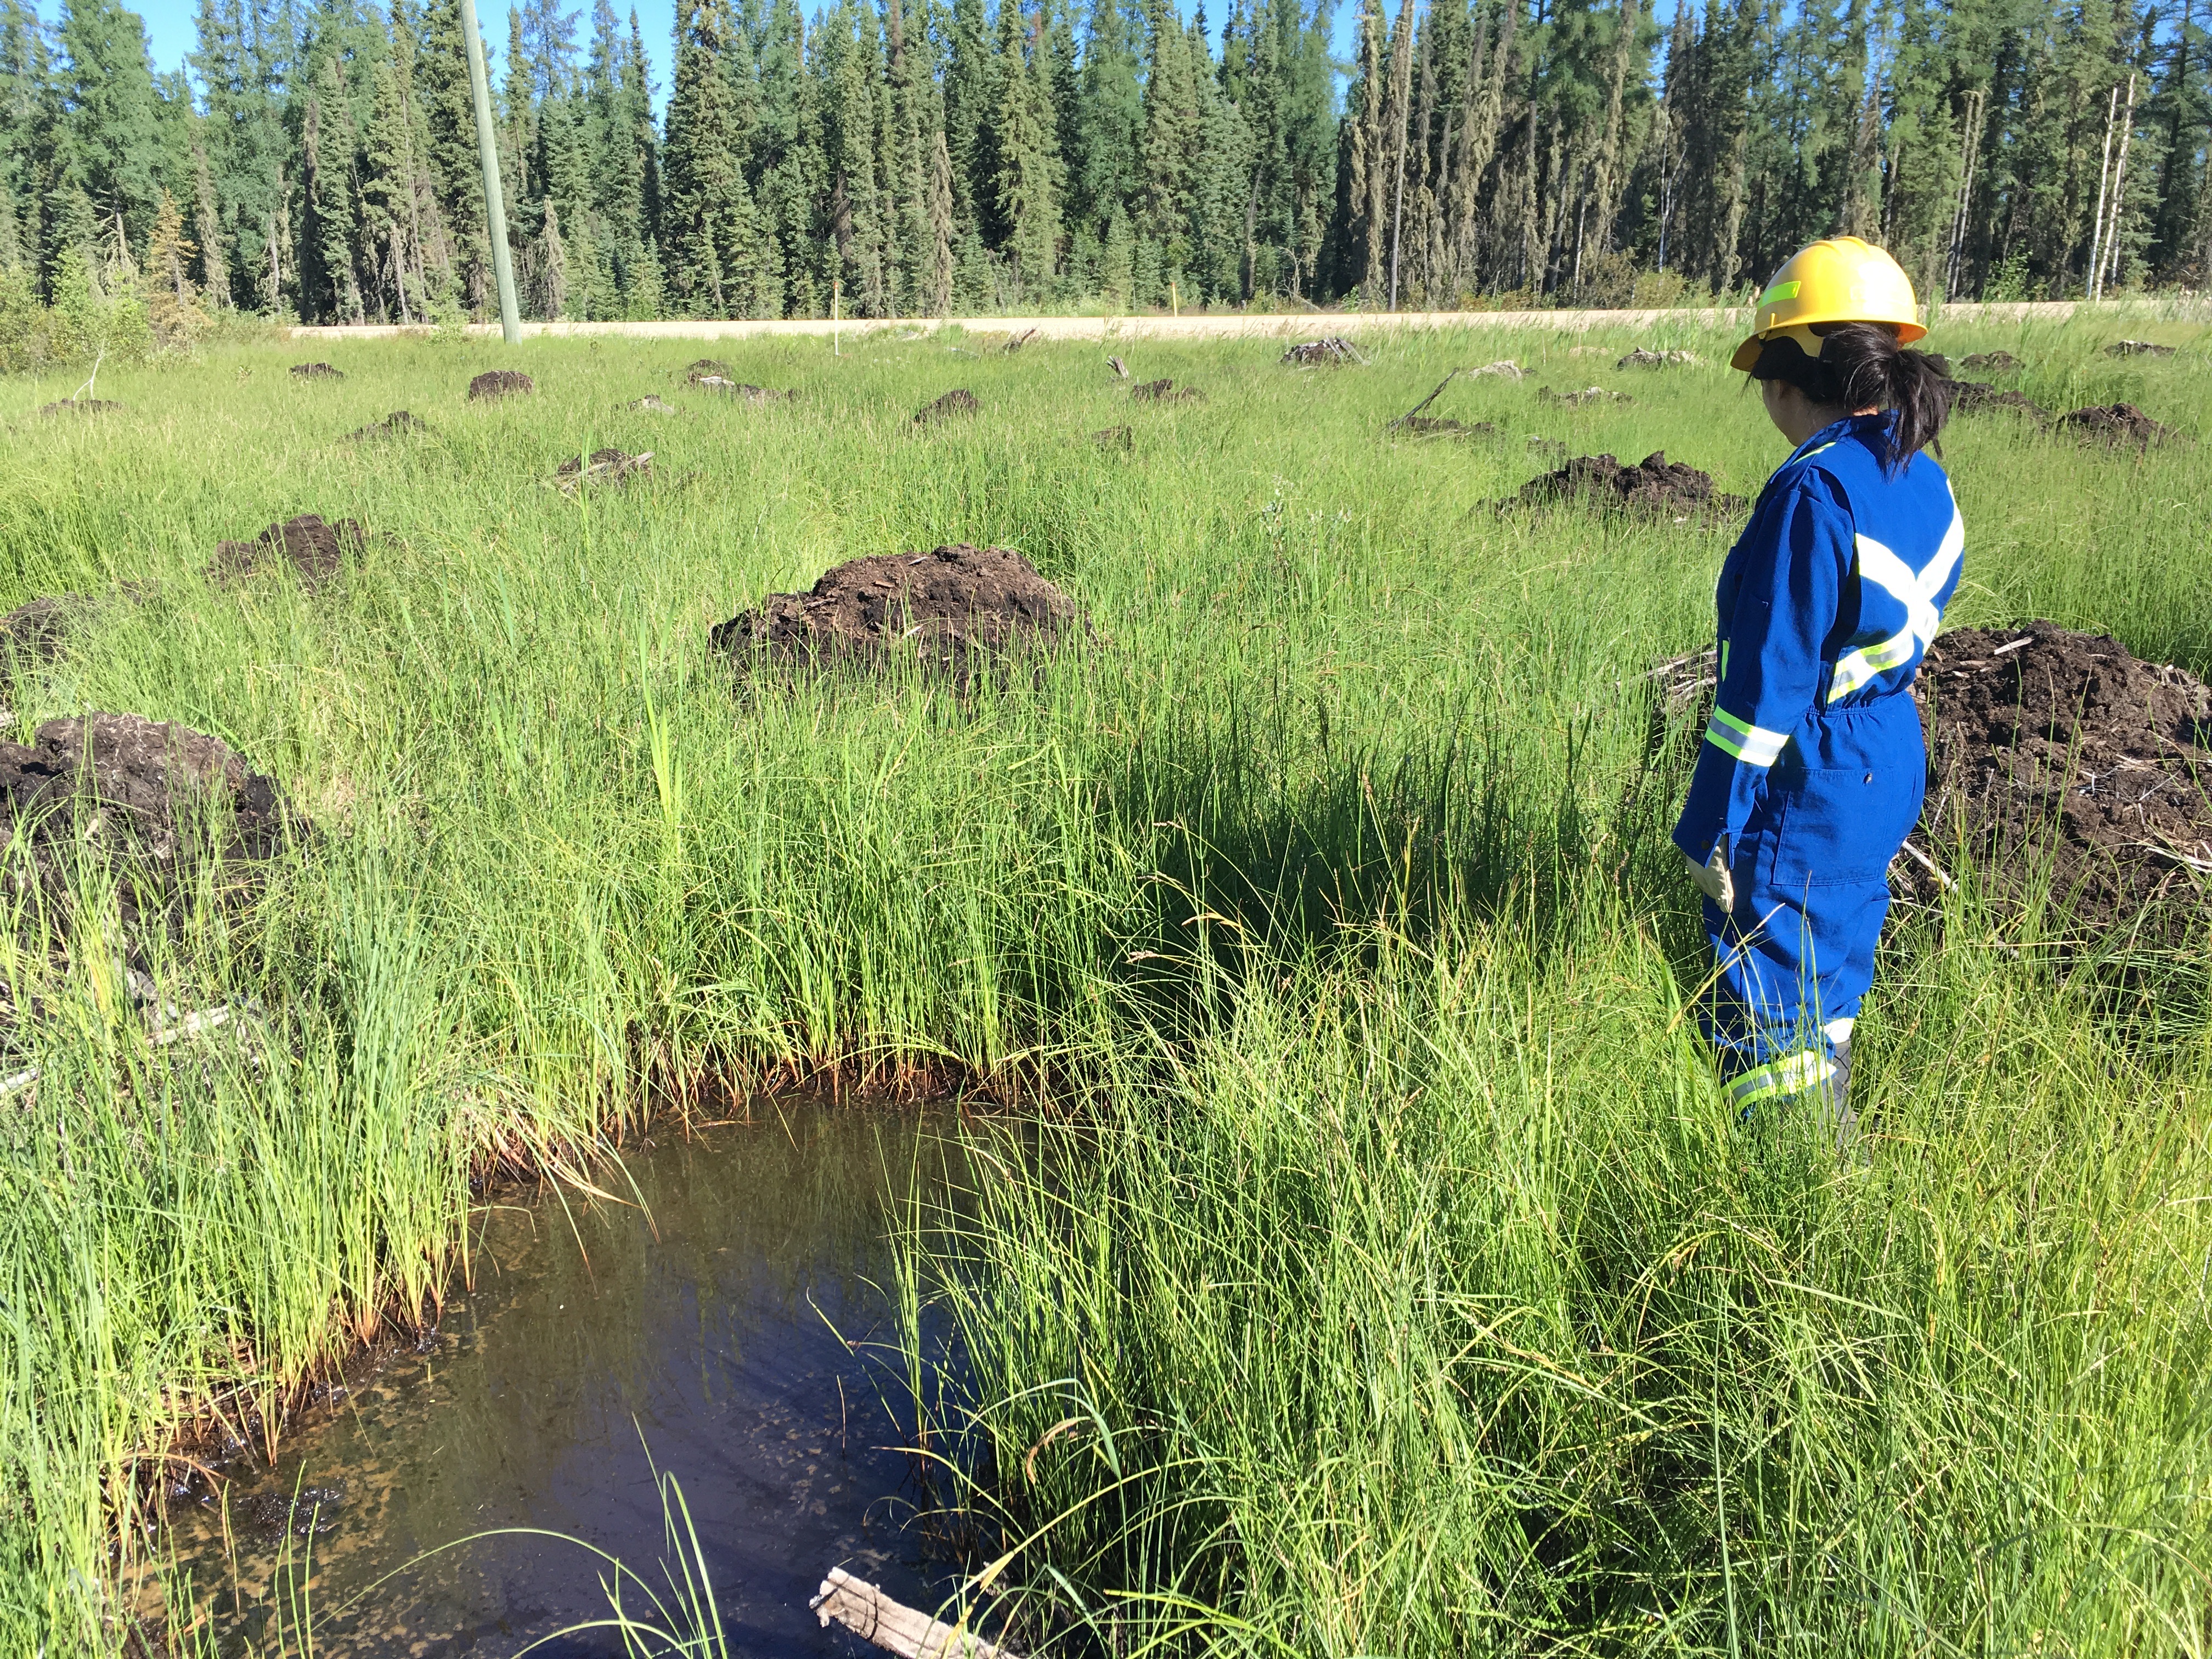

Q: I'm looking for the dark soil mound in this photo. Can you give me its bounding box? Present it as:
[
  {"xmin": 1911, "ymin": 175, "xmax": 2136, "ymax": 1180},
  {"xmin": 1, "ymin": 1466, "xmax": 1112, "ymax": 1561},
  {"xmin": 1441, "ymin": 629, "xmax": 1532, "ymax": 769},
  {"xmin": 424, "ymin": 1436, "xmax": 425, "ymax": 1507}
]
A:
[
  {"xmin": 554, "ymin": 448, "xmax": 652, "ymax": 490},
  {"xmin": 2053, "ymin": 403, "xmax": 2180, "ymax": 447},
  {"xmin": 686, "ymin": 358, "xmax": 732, "ymax": 381},
  {"xmin": 2104, "ymin": 339, "xmax": 2176, "ymax": 358},
  {"xmin": 1131, "ymin": 379, "xmax": 1203, "ymax": 404},
  {"xmin": 342, "ymin": 410, "xmax": 425, "ymax": 442},
  {"xmin": 0, "ymin": 714, "xmax": 295, "ymax": 978},
  {"xmin": 290, "ymin": 362, "xmax": 343, "ymax": 380},
  {"xmin": 1947, "ymin": 381, "xmax": 2051, "ymax": 423},
  {"xmin": 468, "ymin": 370, "xmax": 535, "ymax": 401},
  {"xmin": 710, "ymin": 544, "xmax": 1084, "ymax": 686},
  {"xmin": 1396, "ymin": 416, "xmax": 1499, "ymax": 440},
  {"xmin": 699, "ymin": 380, "xmax": 795, "ymax": 404},
  {"xmin": 916, "ymin": 388, "xmax": 980, "ymax": 424},
  {"xmin": 1540, "ymin": 385, "xmax": 1633, "ymax": 407},
  {"xmin": 1282, "ymin": 337, "xmax": 1363, "ymax": 366},
  {"xmin": 1093, "ymin": 424, "xmax": 1133, "ymax": 450},
  {"xmin": 1915, "ymin": 624, "xmax": 2212, "ymax": 931},
  {"xmin": 38, "ymin": 398, "xmax": 123, "ymax": 415},
  {"xmin": 1, "ymin": 596, "xmax": 87, "ymax": 665},
  {"xmin": 1961, "ymin": 351, "xmax": 2023, "ymax": 373},
  {"xmin": 208, "ymin": 514, "xmax": 365, "ymax": 592},
  {"xmin": 1510, "ymin": 451, "xmax": 1744, "ymax": 520}
]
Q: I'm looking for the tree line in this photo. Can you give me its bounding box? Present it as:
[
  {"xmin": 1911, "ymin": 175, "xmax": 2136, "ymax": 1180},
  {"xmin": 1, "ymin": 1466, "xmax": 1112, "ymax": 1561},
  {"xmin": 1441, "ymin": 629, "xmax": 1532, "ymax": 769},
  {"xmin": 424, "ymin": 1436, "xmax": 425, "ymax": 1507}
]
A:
[{"xmin": 0, "ymin": 0, "xmax": 2205, "ymax": 343}]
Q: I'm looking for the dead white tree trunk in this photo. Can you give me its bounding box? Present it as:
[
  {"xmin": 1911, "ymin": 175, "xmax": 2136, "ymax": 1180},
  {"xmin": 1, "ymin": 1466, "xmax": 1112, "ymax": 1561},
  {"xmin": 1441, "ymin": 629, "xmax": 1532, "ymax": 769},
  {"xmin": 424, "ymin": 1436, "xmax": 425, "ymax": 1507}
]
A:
[{"xmin": 811, "ymin": 1569, "xmax": 1017, "ymax": 1659}]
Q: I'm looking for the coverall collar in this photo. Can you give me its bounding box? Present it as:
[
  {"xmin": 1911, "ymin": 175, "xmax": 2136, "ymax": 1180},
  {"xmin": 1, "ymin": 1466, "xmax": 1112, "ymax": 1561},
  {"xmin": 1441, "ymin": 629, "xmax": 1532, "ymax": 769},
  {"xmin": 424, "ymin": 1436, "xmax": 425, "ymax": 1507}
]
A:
[{"xmin": 1784, "ymin": 411, "xmax": 1890, "ymax": 467}]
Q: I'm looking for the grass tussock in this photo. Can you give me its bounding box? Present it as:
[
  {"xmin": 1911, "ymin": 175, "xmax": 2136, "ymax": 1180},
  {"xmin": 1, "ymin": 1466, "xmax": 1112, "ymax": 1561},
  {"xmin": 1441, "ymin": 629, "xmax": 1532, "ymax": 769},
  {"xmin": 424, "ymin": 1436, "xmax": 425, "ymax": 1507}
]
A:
[{"xmin": 0, "ymin": 316, "xmax": 2205, "ymax": 1652}]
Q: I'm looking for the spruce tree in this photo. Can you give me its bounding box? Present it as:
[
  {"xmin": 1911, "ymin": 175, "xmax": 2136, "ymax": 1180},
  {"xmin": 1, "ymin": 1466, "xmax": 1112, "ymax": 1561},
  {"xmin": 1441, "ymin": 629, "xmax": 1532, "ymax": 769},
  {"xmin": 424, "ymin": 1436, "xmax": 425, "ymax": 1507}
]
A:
[
  {"xmin": 995, "ymin": 0, "xmax": 1063, "ymax": 300},
  {"xmin": 662, "ymin": 0, "xmax": 776, "ymax": 316},
  {"xmin": 57, "ymin": 0, "xmax": 163, "ymax": 254}
]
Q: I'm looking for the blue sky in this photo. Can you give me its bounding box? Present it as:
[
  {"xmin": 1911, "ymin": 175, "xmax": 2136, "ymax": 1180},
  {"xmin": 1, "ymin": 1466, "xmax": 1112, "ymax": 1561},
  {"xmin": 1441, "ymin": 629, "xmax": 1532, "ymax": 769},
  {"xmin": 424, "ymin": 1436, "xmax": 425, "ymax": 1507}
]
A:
[{"xmin": 131, "ymin": 0, "xmax": 1365, "ymax": 110}]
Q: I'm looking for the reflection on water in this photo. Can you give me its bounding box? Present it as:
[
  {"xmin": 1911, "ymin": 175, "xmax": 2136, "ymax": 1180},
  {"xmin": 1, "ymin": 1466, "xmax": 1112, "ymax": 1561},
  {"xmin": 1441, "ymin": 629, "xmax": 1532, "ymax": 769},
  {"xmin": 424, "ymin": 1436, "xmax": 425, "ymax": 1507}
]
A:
[{"xmin": 157, "ymin": 1103, "xmax": 962, "ymax": 1657}]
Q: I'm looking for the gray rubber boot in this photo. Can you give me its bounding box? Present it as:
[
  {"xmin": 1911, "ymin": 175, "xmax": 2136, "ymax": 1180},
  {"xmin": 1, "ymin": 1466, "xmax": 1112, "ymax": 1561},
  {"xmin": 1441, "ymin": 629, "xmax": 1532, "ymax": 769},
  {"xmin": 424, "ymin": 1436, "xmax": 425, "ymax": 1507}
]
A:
[{"xmin": 1826, "ymin": 1042, "xmax": 1861, "ymax": 1153}]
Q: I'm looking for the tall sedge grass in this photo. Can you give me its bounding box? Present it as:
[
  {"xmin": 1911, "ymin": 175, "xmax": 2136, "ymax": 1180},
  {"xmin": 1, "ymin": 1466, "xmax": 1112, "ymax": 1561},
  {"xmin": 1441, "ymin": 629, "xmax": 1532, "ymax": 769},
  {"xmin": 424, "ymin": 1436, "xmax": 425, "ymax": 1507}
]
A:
[{"xmin": 0, "ymin": 315, "xmax": 2204, "ymax": 1651}]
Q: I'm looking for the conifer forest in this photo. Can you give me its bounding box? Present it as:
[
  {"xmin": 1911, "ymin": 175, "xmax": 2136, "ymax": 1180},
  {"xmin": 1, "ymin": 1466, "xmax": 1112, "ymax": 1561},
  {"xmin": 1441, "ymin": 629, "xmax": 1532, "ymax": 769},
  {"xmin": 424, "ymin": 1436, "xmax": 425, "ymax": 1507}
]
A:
[{"xmin": 0, "ymin": 0, "xmax": 2208, "ymax": 337}]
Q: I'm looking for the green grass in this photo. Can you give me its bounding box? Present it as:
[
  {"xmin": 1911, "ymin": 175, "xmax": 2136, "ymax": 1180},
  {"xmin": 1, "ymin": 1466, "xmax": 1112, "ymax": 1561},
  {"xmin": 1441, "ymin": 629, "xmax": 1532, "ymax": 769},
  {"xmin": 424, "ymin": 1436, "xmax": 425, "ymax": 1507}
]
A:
[{"xmin": 0, "ymin": 313, "xmax": 2207, "ymax": 1653}]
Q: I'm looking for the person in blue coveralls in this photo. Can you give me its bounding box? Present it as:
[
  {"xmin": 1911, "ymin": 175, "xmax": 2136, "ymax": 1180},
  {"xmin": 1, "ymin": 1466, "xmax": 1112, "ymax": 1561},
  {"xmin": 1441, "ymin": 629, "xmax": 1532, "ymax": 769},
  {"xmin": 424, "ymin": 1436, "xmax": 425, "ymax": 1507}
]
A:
[{"xmin": 1673, "ymin": 236, "xmax": 1962, "ymax": 1139}]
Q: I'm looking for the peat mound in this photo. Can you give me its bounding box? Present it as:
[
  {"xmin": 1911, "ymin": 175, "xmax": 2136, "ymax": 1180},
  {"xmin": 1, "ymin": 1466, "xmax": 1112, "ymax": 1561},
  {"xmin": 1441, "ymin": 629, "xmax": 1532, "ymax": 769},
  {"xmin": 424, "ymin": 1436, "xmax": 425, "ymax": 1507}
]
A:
[
  {"xmin": 710, "ymin": 544, "xmax": 1084, "ymax": 686},
  {"xmin": 2105, "ymin": 340, "xmax": 2176, "ymax": 358},
  {"xmin": 1131, "ymin": 378, "xmax": 1203, "ymax": 404},
  {"xmin": 1617, "ymin": 348, "xmax": 1700, "ymax": 370},
  {"xmin": 2052, "ymin": 402, "xmax": 2181, "ymax": 447},
  {"xmin": 554, "ymin": 447, "xmax": 652, "ymax": 490},
  {"xmin": 686, "ymin": 358, "xmax": 732, "ymax": 382},
  {"xmin": 38, "ymin": 398, "xmax": 123, "ymax": 416},
  {"xmin": 342, "ymin": 409, "xmax": 425, "ymax": 442},
  {"xmin": 2, "ymin": 595, "xmax": 89, "ymax": 667},
  {"xmin": 917, "ymin": 388, "xmax": 981, "ymax": 424},
  {"xmin": 208, "ymin": 514, "xmax": 365, "ymax": 592},
  {"xmin": 1947, "ymin": 381, "xmax": 2050, "ymax": 423},
  {"xmin": 1961, "ymin": 351, "xmax": 2023, "ymax": 373},
  {"xmin": 1541, "ymin": 385, "xmax": 1633, "ymax": 407},
  {"xmin": 1396, "ymin": 416, "xmax": 1498, "ymax": 440},
  {"xmin": 467, "ymin": 370, "xmax": 535, "ymax": 401},
  {"xmin": 0, "ymin": 714, "xmax": 295, "ymax": 970},
  {"xmin": 1282, "ymin": 337, "xmax": 1363, "ymax": 366},
  {"xmin": 1508, "ymin": 451, "xmax": 1743, "ymax": 520},
  {"xmin": 698, "ymin": 379, "xmax": 796, "ymax": 404},
  {"xmin": 290, "ymin": 362, "xmax": 343, "ymax": 380},
  {"xmin": 1915, "ymin": 624, "xmax": 2212, "ymax": 930},
  {"xmin": 628, "ymin": 394, "xmax": 679, "ymax": 413}
]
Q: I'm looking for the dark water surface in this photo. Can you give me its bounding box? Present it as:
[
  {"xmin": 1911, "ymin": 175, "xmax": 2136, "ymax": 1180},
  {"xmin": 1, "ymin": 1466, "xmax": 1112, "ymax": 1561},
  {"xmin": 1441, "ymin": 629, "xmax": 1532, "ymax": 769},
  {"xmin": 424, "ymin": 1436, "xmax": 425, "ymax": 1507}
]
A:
[{"xmin": 158, "ymin": 1103, "xmax": 964, "ymax": 1657}]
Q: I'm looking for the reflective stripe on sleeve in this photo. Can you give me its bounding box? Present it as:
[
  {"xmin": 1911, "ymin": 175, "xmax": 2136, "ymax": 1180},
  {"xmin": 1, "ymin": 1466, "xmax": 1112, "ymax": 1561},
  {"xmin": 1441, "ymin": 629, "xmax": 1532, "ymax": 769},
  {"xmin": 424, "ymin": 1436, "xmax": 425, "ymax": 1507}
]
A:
[
  {"xmin": 1705, "ymin": 706, "xmax": 1790, "ymax": 766},
  {"xmin": 1830, "ymin": 502, "xmax": 1965, "ymax": 703},
  {"xmin": 1727, "ymin": 1048, "xmax": 1838, "ymax": 1111}
]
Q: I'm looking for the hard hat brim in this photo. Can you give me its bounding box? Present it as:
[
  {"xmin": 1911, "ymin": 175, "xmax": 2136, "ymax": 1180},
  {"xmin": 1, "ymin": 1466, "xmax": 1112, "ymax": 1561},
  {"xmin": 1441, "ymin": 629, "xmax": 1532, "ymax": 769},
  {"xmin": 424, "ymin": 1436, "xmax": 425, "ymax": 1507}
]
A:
[{"xmin": 1730, "ymin": 318, "xmax": 1930, "ymax": 375}]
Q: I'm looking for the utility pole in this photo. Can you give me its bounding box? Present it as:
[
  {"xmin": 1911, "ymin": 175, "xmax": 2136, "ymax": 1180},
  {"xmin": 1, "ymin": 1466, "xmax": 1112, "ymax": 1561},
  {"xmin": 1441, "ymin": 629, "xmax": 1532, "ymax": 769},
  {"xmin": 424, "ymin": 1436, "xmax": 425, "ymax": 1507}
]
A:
[{"xmin": 458, "ymin": 0, "xmax": 522, "ymax": 343}]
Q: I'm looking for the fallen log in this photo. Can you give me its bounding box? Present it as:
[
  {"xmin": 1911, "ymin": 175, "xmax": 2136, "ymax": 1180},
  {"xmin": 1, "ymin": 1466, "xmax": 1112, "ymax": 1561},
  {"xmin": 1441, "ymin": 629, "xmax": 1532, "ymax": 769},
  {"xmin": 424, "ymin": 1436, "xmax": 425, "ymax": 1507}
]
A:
[{"xmin": 811, "ymin": 1568, "xmax": 1015, "ymax": 1659}]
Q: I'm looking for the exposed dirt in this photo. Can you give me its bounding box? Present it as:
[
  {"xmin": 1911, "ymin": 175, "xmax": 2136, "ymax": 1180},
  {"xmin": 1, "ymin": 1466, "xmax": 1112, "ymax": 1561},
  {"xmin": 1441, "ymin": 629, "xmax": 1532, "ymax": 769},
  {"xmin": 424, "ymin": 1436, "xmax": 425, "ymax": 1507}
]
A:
[
  {"xmin": 686, "ymin": 358, "xmax": 732, "ymax": 381},
  {"xmin": 1508, "ymin": 451, "xmax": 1743, "ymax": 520},
  {"xmin": 917, "ymin": 388, "xmax": 981, "ymax": 424},
  {"xmin": 2053, "ymin": 402, "xmax": 2182, "ymax": 447},
  {"xmin": 1948, "ymin": 381, "xmax": 2051, "ymax": 423},
  {"xmin": 208, "ymin": 514, "xmax": 365, "ymax": 592},
  {"xmin": 1541, "ymin": 385, "xmax": 1634, "ymax": 407},
  {"xmin": 628, "ymin": 394, "xmax": 679, "ymax": 413},
  {"xmin": 697, "ymin": 379, "xmax": 796, "ymax": 404},
  {"xmin": 2105, "ymin": 339, "xmax": 2176, "ymax": 358},
  {"xmin": 38, "ymin": 398, "xmax": 123, "ymax": 415},
  {"xmin": 1913, "ymin": 624, "xmax": 2211, "ymax": 932},
  {"xmin": 710, "ymin": 543, "xmax": 1085, "ymax": 688},
  {"xmin": 1131, "ymin": 378, "xmax": 1203, "ymax": 404},
  {"xmin": 342, "ymin": 410, "xmax": 425, "ymax": 441},
  {"xmin": 2, "ymin": 596, "xmax": 88, "ymax": 666},
  {"xmin": 0, "ymin": 715, "xmax": 296, "ymax": 997},
  {"xmin": 554, "ymin": 447, "xmax": 652, "ymax": 490},
  {"xmin": 290, "ymin": 362, "xmax": 343, "ymax": 380},
  {"xmin": 1396, "ymin": 416, "xmax": 1499, "ymax": 440},
  {"xmin": 1617, "ymin": 348, "xmax": 1699, "ymax": 369},
  {"xmin": 1960, "ymin": 351, "xmax": 2024, "ymax": 373},
  {"xmin": 1093, "ymin": 424, "xmax": 1133, "ymax": 450},
  {"xmin": 1281, "ymin": 337, "xmax": 1363, "ymax": 366},
  {"xmin": 467, "ymin": 370, "xmax": 535, "ymax": 400}
]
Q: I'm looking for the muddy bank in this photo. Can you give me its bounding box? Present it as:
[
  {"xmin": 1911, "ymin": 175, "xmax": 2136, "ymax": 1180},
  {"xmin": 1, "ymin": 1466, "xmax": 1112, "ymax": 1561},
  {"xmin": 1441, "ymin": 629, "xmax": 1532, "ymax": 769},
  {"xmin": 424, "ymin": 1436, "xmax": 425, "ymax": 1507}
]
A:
[
  {"xmin": 1913, "ymin": 624, "xmax": 2211, "ymax": 932},
  {"xmin": 209, "ymin": 514, "xmax": 365, "ymax": 592},
  {"xmin": 710, "ymin": 543, "xmax": 1084, "ymax": 686},
  {"xmin": 1507, "ymin": 452, "xmax": 1743, "ymax": 521}
]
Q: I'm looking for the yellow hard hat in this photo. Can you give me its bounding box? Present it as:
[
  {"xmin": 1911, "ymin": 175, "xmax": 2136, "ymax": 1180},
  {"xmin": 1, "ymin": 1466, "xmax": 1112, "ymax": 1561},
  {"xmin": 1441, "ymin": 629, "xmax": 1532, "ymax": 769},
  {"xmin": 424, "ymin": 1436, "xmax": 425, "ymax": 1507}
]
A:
[{"xmin": 1729, "ymin": 237, "xmax": 1926, "ymax": 373}]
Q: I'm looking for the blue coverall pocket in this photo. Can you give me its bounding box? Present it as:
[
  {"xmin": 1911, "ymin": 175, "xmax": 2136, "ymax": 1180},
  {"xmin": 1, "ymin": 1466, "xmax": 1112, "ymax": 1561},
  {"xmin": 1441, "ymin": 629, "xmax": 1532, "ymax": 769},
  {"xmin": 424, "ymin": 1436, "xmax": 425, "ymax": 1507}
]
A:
[{"xmin": 1764, "ymin": 766, "xmax": 1926, "ymax": 889}]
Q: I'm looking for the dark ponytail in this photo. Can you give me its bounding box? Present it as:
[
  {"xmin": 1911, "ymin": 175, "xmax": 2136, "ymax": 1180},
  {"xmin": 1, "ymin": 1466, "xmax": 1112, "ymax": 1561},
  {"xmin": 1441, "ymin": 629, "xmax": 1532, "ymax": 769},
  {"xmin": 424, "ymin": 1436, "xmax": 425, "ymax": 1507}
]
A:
[{"xmin": 1748, "ymin": 321, "xmax": 1954, "ymax": 469}]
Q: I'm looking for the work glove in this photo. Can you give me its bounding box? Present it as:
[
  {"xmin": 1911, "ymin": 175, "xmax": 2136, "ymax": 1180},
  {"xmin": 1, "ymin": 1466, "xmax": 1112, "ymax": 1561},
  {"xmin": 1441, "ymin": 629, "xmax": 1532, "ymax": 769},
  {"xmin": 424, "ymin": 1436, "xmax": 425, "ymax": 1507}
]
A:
[{"xmin": 1685, "ymin": 837, "xmax": 1735, "ymax": 912}]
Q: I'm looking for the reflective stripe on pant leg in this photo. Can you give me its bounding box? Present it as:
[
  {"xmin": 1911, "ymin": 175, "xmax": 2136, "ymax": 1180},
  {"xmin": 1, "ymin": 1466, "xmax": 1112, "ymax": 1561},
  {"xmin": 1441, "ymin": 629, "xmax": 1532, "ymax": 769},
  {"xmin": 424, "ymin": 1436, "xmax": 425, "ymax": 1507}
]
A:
[{"xmin": 1726, "ymin": 1046, "xmax": 1838, "ymax": 1112}]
